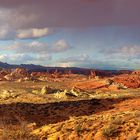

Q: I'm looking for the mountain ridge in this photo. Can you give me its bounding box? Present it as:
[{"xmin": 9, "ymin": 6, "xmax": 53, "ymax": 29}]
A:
[{"xmin": 0, "ymin": 61, "xmax": 132, "ymax": 76}]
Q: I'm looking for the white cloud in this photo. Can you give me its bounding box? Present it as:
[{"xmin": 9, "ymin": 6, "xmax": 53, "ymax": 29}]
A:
[
  {"xmin": 0, "ymin": 54, "xmax": 33, "ymax": 63},
  {"xmin": 36, "ymin": 54, "xmax": 52, "ymax": 61},
  {"xmin": 0, "ymin": 53, "xmax": 52, "ymax": 65},
  {"xmin": 51, "ymin": 62, "xmax": 75, "ymax": 67},
  {"xmin": 11, "ymin": 41, "xmax": 49, "ymax": 53},
  {"xmin": 52, "ymin": 39, "xmax": 72, "ymax": 52},
  {"xmin": 60, "ymin": 54, "xmax": 90, "ymax": 63},
  {"xmin": 52, "ymin": 54, "xmax": 91, "ymax": 68},
  {"xmin": 0, "ymin": 54, "xmax": 7, "ymax": 61},
  {"xmin": 101, "ymin": 45, "xmax": 140, "ymax": 59},
  {"xmin": 0, "ymin": 27, "xmax": 53, "ymax": 40},
  {"xmin": 120, "ymin": 45, "xmax": 140, "ymax": 57},
  {"xmin": 0, "ymin": 39, "xmax": 72, "ymax": 65},
  {"xmin": 9, "ymin": 39, "xmax": 72, "ymax": 54},
  {"xmin": 0, "ymin": 9, "xmax": 54, "ymax": 40},
  {"xmin": 17, "ymin": 28, "xmax": 53, "ymax": 39}
]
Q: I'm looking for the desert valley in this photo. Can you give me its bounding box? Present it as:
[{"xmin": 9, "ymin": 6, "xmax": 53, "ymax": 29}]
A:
[
  {"xmin": 0, "ymin": 0, "xmax": 140, "ymax": 139},
  {"xmin": 0, "ymin": 66, "xmax": 139, "ymax": 139}
]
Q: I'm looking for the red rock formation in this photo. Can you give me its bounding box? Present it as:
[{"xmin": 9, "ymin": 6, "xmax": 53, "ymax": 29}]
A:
[
  {"xmin": 10, "ymin": 68, "xmax": 29, "ymax": 79},
  {"xmin": 113, "ymin": 74, "xmax": 140, "ymax": 88},
  {"xmin": 132, "ymin": 70, "xmax": 140, "ymax": 75},
  {"xmin": 0, "ymin": 70, "xmax": 9, "ymax": 78}
]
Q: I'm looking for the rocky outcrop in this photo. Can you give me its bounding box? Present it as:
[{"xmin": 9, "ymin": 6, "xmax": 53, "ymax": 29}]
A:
[
  {"xmin": 113, "ymin": 74, "xmax": 140, "ymax": 88},
  {"xmin": 4, "ymin": 74, "xmax": 15, "ymax": 81},
  {"xmin": 4, "ymin": 68, "xmax": 30, "ymax": 81},
  {"xmin": 54, "ymin": 87, "xmax": 82, "ymax": 99},
  {"xmin": 132, "ymin": 70, "xmax": 140, "ymax": 75},
  {"xmin": 0, "ymin": 69, "xmax": 10, "ymax": 80},
  {"xmin": 41, "ymin": 86, "xmax": 49, "ymax": 95},
  {"xmin": 40, "ymin": 86, "xmax": 58, "ymax": 95},
  {"xmin": 11, "ymin": 68, "xmax": 29, "ymax": 78}
]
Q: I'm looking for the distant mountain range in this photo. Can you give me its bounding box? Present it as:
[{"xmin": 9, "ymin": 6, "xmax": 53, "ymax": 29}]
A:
[
  {"xmin": 0, "ymin": 61, "xmax": 44, "ymax": 70},
  {"xmin": 0, "ymin": 61, "xmax": 132, "ymax": 76},
  {"xmin": 0, "ymin": 61, "xmax": 93, "ymax": 74}
]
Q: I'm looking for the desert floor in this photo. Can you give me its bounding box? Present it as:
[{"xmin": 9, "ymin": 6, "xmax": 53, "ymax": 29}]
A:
[{"xmin": 0, "ymin": 79, "xmax": 139, "ymax": 140}]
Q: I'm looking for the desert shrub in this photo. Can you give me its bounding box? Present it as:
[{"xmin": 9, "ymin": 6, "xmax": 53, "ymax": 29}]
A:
[
  {"xmin": 102, "ymin": 124, "xmax": 119, "ymax": 137},
  {"xmin": 110, "ymin": 117, "xmax": 124, "ymax": 125},
  {"xmin": 1, "ymin": 122, "xmax": 39, "ymax": 140},
  {"xmin": 2, "ymin": 127, "xmax": 39, "ymax": 140},
  {"xmin": 76, "ymin": 124, "xmax": 82, "ymax": 134}
]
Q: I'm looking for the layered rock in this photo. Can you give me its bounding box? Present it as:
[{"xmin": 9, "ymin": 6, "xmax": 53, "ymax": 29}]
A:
[
  {"xmin": 11, "ymin": 68, "xmax": 29, "ymax": 78},
  {"xmin": 113, "ymin": 74, "xmax": 140, "ymax": 88}
]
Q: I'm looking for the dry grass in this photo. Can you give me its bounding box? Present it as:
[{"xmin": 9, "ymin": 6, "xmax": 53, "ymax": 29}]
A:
[
  {"xmin": 1, "ymin": 122, "xmax": 39, "ymax": 140},
  {"xmin": 0, "ymin": 81, "xmax": 139, "ymax": 139},
  {"xmin": 102, "ymin": 124, "xmax": 119, "ymax": 137}
]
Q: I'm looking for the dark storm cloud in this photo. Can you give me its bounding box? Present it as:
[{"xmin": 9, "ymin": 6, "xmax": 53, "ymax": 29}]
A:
[{"xmin": 0, "ymin": 0, "xmax": 140, "ymax": 28}]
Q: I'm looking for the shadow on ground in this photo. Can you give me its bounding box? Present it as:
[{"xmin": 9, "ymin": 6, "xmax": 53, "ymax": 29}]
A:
[{"xmin": 0, "ymin": 97, "xmax": 135, "ymax": 127}]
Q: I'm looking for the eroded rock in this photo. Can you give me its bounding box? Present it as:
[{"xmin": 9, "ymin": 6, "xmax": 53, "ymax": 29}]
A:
[{"xmin": 0, "ymin": 90, "xmax": 16, "ymax": 100}]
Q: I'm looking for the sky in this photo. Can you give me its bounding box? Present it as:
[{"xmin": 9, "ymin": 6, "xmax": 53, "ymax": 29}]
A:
[{"xmin": 0, "ymin": 0, "xmax": 140, "ymax": 70}]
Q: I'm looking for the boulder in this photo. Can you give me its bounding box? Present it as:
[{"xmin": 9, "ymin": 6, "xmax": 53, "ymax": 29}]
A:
[
  {"xmin": 40, "ymin": 86, "xmax": 55, "ymax": 95},
  {"xmin": 55, "ymin": 88, "xmax": 80, "ymax": 99},
  {"xmin": 41, "ymin": 86, "xmax": 48, "ymax": 95},
  {"xmin": 68, "ymin": 87, "xmax": 80, "ymax": 97},
  {"xmin": 54, "ymin": 90, "xmax": 68, "ymax": 99}
]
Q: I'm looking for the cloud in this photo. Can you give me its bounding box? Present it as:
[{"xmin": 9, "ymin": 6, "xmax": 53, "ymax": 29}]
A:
[
  {"xmin": 8, "ymin": 39, "xmax": 72, "ymax": 54},
  {"xmin": 60, "ymin": 54, "xmax": 90, "ymax": 63},
  {"xmin": 0, "ymin": 0, "xmax": 140, "ymax": 69},
  {"xmin": 0, "ymin": 0, "xmax": 139, "ymax": 30},
  {"xmin": 17, "ymin": 28, "xmax": 53, "ymax": 39},
  {"xmin": 52, "ymin": 39, "xmax": 72, "ymax": 52},
  {"xmin": 0, "ymin": 53, "xmax": 52, "ymax": 65},
  {"xmin": 36, "ymin": 54, "xmax": 52, "ymax": 61},
  {"xmin": 52, "ymin": 52, "xmax": 140, "ymax": 69},
  {"xmin": 0, "ymin": 54, "xmax": 33, "ymax": 63},
  {"xmin": 100, "ymin": 45, "xmax": 140, "ymax": 59},
  {"xmin": 11, "ymin": 41, "xmax": 49, "ymax": 53},
  {"xmin": 53, "ymin": 54, "xmax": 92, "ymax": 67},
  {"xmin": 0, "ymin": 26, "xmax": 16, "ymax": 40},
  {"xmin": 0, "ymin": 26, "xmax": 53, "ymax": 40}
]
